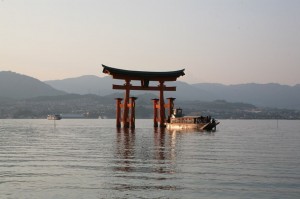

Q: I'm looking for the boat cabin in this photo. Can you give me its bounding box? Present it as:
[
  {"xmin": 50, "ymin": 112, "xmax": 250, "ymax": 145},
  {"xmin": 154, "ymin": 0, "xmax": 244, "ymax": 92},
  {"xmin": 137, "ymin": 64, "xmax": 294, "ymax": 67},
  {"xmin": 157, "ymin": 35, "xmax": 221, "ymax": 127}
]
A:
[
  {"xmin": 171, "ymin": 108, "xmax": 183, "ymax": 118},
  {"xmin": 169, "ymin": 108, "xmax": 214, "ymax": 125}
]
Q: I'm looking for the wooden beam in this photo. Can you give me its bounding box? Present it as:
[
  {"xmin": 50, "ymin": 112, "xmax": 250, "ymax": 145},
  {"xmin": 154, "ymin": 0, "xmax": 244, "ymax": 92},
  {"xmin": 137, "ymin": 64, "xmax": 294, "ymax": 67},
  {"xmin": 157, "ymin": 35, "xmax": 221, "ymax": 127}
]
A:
[
  {"xmin": 102, "ymin": 65, "xmax": 185, "ymax": 82},
  {"xmin": 113, "ymin": 84, "xmax": 176, "ymax": 91},
  {"xmin": 111, "ymin": 74, "xmax": 179, "ymax": 81}
]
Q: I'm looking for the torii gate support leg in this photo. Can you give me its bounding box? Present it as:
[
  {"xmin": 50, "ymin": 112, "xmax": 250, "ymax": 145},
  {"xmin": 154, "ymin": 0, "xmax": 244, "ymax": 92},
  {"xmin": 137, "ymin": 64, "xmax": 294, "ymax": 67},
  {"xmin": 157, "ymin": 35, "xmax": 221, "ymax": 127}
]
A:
[
  {"xmin": 159, "ymin": 81, "xmax": 166, "ymax": 128},
  {"xmin": 115, "ymin": 98, "xmax": 123, "ymax": 128},
  {"xmin": 152, "ymin": 98, "xmax": 159, "ymax": 127},
  {"xmin": 130, "ymin": 97, "xmax": 137, "ymax": 129},
  {"xmin": 166, "ymin": 97, "xmax": 176, "ymax": 123},
  {"xmin": 123, "ymin": 79, "xmax": 131, "ymax": 128}
]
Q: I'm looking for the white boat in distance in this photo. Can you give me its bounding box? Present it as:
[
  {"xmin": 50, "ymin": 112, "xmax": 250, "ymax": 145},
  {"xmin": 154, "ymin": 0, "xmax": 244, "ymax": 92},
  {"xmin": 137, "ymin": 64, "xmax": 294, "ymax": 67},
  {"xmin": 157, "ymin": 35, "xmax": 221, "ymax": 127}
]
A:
[{"xmin": 47, "ymin": 114, "xmax": 62, "ymax": 120}]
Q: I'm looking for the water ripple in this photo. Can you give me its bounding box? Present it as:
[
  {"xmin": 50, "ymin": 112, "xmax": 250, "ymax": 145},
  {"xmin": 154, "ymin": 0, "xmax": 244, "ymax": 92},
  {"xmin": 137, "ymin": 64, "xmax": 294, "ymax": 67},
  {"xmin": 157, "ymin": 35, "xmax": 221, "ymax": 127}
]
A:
[{"xmin": 1, "ymin": 119, "xmax": 300, "ymax": 199}]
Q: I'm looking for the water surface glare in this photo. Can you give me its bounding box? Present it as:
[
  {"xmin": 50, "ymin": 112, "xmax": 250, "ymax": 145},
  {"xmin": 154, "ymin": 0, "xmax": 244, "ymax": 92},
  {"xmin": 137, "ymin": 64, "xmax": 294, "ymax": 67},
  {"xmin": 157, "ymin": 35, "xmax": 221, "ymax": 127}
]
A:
[{"xmin": 1, "ymin": 119, "xmax": 300, "ymax": 198}]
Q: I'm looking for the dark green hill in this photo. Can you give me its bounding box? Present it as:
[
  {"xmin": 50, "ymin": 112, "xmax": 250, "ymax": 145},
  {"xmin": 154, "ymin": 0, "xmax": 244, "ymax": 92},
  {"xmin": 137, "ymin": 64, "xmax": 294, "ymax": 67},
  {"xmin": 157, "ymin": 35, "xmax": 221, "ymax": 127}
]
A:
[{"xmin": 0, "ymin": 71, "xmax": 66, "ymax": 99}]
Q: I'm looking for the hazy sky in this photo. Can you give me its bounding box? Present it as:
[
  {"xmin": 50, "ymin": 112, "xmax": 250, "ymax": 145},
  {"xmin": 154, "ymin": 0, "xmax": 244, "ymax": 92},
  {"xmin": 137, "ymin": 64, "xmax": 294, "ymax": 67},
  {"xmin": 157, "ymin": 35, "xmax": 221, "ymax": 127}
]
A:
[{"xmin": 1, "ymin": 0, "xmax": 299, "ymax": 85}]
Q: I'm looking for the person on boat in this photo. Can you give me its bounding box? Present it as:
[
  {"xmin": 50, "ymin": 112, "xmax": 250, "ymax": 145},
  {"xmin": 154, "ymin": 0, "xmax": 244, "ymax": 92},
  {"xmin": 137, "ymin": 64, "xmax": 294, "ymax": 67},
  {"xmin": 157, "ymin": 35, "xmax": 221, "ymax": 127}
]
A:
[{"xmin": 212, "ymin": 118, "xmax": 216, "ymax": 124}]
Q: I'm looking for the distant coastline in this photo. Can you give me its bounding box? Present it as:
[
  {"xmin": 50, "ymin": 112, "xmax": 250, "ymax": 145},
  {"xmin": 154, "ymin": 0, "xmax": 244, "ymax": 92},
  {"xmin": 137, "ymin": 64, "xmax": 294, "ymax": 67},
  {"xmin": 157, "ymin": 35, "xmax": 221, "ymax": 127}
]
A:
[{"xmin": 1, "ymin": 94, "xmax": 299, "ymax": 120}]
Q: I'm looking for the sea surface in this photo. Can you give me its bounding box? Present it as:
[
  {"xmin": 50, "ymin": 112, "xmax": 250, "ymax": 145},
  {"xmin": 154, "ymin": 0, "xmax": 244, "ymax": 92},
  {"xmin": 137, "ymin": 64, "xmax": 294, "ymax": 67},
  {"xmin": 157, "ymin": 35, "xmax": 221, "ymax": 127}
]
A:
[{"xmin": 0, "ymin": 119, "xmax": 300, "ymax": 199}]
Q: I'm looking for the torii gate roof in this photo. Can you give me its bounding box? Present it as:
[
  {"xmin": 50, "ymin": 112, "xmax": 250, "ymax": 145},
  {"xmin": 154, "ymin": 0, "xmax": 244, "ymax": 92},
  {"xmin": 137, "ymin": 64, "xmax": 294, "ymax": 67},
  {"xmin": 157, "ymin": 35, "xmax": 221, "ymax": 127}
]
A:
[{"xmin": 102, "ymin": 64, "xmax": 185, "ymax": 81}]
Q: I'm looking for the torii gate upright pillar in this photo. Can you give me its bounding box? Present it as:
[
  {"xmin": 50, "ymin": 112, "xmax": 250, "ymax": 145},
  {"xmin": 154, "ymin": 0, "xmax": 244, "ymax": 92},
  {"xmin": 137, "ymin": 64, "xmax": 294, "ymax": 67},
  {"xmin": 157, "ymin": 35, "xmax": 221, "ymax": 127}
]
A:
[
  {"xmin": 159, "ymin": 81, "xmax": 166, "ymax": 127},
  {"xmin": 152, "ymin": 98, "xmax": 159, "ymax": 127},
  {"xmin": 166, "ymin": 97, "xmax": 176, "ymax": 122},
  {"xmin": 123, "ymin": 79, "xmax": 131, "ymax": 128},
  {"xmin": 129, "ymin": 97, "xmax": 137, "ymax": 129},
  {"xmin": 115, "ymin": 98, "xmax": 123, "ymax": 128}
]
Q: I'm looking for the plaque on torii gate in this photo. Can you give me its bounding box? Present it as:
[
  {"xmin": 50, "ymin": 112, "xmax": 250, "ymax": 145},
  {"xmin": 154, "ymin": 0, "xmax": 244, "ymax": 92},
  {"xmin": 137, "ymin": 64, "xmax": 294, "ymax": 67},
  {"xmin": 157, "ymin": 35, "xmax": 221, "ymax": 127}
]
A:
[{"xmin": 102, "ymin": 64, "xmax": 185, "ymax": 128}]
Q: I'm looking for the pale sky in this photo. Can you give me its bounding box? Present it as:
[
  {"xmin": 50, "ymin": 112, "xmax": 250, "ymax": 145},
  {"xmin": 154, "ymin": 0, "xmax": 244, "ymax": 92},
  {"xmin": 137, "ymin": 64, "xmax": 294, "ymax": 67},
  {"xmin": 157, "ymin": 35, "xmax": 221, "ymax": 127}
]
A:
[{"xmin": 1, "ymin": 0, "xmax": 299, "ymax": 85}]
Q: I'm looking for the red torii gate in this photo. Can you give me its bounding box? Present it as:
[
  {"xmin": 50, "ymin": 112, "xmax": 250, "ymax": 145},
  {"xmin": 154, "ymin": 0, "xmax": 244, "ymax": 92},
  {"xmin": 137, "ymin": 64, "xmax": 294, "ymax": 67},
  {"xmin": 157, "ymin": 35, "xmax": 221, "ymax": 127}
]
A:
[{"xmin": 102, "ymin": 65, "xmax": 185, "ymax": 128}]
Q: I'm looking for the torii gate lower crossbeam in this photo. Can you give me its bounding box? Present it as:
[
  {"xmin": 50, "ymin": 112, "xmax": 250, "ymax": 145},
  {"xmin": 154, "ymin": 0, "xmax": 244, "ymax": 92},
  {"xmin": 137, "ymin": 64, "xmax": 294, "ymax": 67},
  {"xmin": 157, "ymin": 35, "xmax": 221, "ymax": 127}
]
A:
[{"xmin": 102, "ymin": 65, "xmax": 185, "ymax": 128}]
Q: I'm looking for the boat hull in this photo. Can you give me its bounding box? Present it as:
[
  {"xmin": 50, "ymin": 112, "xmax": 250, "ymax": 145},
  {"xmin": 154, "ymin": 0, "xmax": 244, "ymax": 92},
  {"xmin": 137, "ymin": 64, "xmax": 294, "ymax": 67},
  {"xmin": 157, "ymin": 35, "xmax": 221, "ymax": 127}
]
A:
[{"xmin": 166, "ymin": 122, "xmax": 219, "ymax": 131}]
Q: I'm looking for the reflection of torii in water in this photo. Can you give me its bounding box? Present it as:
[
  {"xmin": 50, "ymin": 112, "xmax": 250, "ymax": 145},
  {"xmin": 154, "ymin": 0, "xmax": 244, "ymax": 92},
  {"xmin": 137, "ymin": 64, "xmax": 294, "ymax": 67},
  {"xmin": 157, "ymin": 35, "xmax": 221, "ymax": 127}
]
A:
[{"xmin": 102, "ymin": 65, "xmax": 185, "ymax": 128}]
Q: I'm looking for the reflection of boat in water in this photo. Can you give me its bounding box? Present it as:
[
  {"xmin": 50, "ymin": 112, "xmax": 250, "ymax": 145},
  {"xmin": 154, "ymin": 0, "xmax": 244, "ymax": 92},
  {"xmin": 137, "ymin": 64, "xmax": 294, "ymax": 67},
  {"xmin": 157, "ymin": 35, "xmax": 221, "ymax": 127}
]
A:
[
  {"xmin": 166, "ymin": 108, "xmax": 219, "ymax": 131},
  {"xmin": 47, "ymin": 114, "xmax": 62, "ymax": 120}
]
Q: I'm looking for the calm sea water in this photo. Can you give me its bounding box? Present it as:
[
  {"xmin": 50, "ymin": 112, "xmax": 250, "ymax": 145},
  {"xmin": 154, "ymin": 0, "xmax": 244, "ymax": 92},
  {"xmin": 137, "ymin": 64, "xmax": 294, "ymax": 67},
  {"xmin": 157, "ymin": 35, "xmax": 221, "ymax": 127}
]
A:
[{"xmin": 0, "ymin": 119, "xmax": 300, "ymax": 199}]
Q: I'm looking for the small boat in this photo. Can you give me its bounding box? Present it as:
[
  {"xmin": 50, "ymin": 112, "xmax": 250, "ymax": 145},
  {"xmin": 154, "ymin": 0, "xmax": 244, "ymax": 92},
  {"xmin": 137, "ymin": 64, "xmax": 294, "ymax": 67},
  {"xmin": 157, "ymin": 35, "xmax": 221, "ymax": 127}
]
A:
[
  {"xmin": 166, "ymin": 108, "xmax": 219, "ymax": 131},
  {"xmin": 47, "ymin": 114, "xmax": 62, "ymax": 120}
]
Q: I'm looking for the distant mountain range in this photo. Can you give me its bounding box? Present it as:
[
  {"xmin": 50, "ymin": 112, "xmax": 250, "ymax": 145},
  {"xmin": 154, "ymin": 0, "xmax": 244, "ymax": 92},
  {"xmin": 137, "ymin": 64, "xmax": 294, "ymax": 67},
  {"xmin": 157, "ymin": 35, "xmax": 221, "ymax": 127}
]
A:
[
  {"xmin": 0, "ymin": 71, "xmax": 66, "ymax": 99},
  {"xmin": 192, "ymin": 83, "xmax": 300, "ymax": 110},
  {"xmin": 45, "ymin": 75, "xmax": 300, "ymax": 110},
  {"xmin": 1, "ymin": 71, "xmax": 300, "ymax": 110},
  {"xmin": 45, "ymin": 75, "xmax": 120, "ymax": 96}
]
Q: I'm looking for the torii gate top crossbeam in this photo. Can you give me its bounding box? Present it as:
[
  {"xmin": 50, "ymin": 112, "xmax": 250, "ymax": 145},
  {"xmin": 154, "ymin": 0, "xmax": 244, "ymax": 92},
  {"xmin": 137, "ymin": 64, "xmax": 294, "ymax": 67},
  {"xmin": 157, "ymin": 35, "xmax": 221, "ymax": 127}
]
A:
[{"xmin": 102, "ymin": 64, "xmax": 185, "ymax": 81}]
